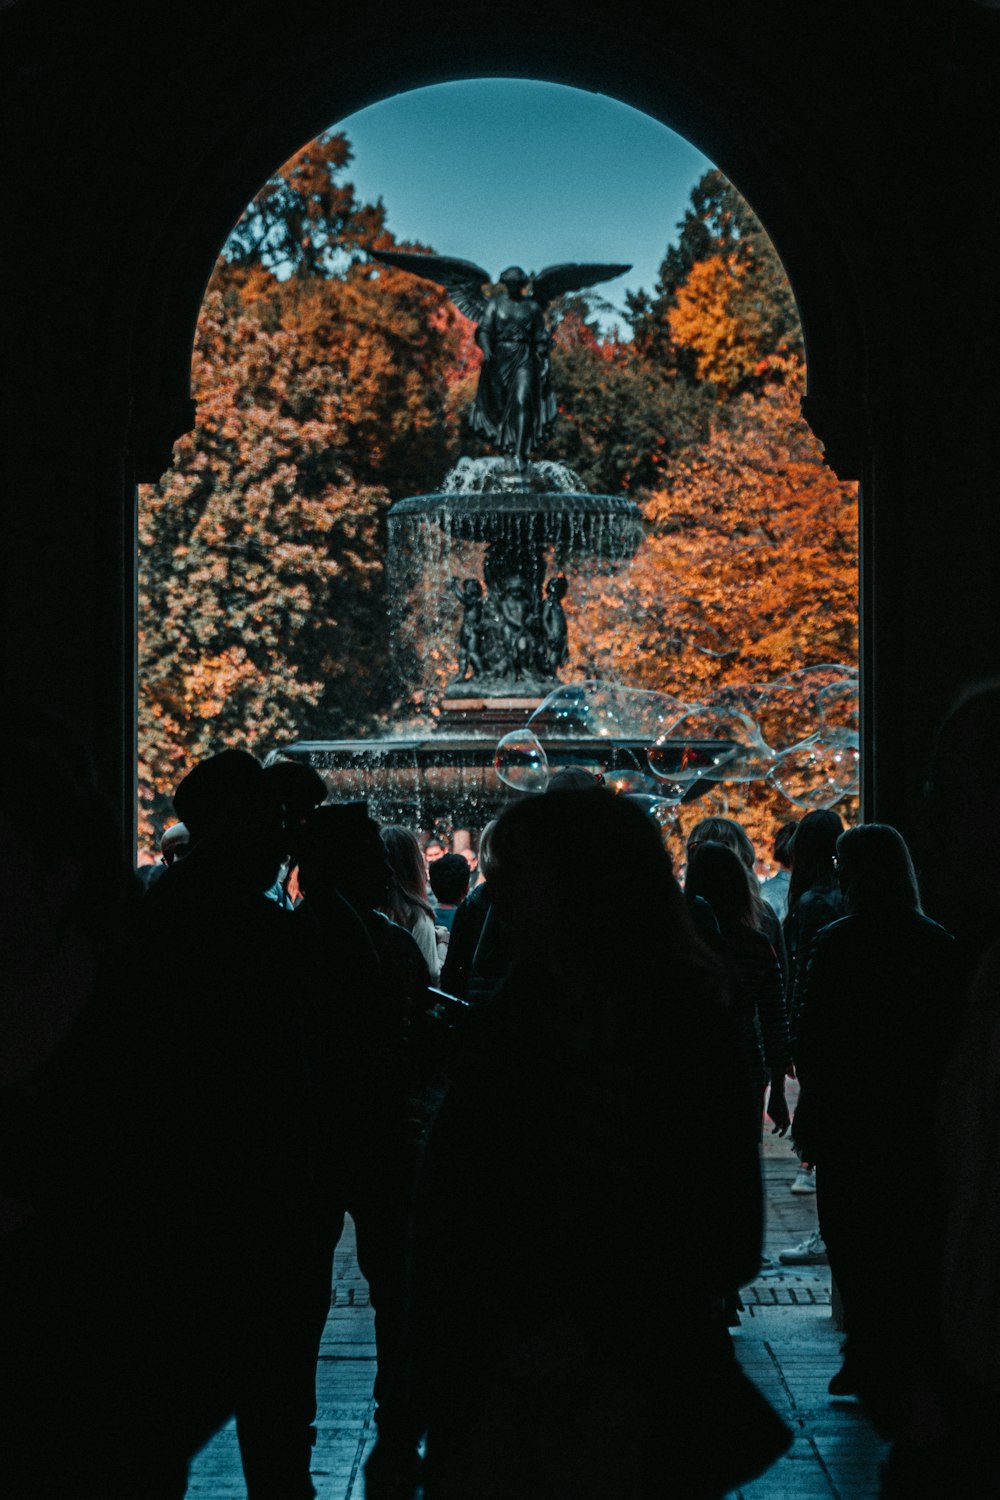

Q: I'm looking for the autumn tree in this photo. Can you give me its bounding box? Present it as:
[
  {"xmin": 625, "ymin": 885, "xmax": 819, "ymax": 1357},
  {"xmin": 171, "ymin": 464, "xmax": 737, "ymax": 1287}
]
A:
[
  {"xmin": 138, "ymin": 134, "xmax": 464, "ymax": 834},
  {"xmin": 628, "ymin": 168, "xmax": 801, "ymax": 393},
  {"xmin": 221, "ymin": 133, "xmax": 384, "ymax": 284},
  {"xmin": 568, "ymin": 359, "xmax": 857, "ymax": 694}
]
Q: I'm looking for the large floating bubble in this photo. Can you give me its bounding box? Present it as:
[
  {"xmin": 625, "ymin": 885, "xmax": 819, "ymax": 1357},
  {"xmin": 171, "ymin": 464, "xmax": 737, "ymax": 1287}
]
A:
[
  {"xmin": 529, "ymin": 680, "xmax": 687, "ymax": 744},
  {"xmin": 722, "ymin": 665, "xmax": 859, "ymax": 755},
  {"xmin": 650, "ymin": 705, "xmax": 774, "ymax": 783},
  {"xmin": 494, "ymin": 729, "xmax": 549, "ymax": 793},
  {"xmin": 528, "ymin": 680, "xmax": 624, "ymax": 739},
  {"xmin": 766, "ymin": 732, "xmax": 860, "ymax": 810},
  {"xmin": 614, "ymin": 687, "xmax": 689, "ymax": 741}
]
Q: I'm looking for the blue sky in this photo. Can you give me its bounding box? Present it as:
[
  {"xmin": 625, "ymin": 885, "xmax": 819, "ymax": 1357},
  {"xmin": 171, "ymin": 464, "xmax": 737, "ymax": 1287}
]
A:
[{"xmin": 333, "ymin": 80, "xmax": 713, "ymax": 336}]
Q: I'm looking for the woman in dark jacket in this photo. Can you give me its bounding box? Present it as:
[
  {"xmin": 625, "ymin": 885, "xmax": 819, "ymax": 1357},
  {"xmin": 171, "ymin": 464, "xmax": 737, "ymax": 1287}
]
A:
[
  {"xmin": 685, "ymin": 840, "xmax": 793, "ymax": 1137},
  {"xmin": 784, "ymin": 808, "xmax": 846, "ymax": 1040},
  {"xmin": 793, "ymin": 823, "xmax": 961, "ymax": 1432},
  {"xmin": 414, "ymin": 791, "xmax": 790, "ymax": 1499}
]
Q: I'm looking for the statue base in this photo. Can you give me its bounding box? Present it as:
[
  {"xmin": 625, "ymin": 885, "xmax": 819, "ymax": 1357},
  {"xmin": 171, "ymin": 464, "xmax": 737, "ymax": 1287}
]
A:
[{"xmin": 438, "ymin": 691, "xmax": 547, "ymax": 738}]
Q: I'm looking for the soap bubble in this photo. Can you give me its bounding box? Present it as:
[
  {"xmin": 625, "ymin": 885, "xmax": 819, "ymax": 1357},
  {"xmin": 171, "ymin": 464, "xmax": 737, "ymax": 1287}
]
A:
[
  {"xmin": 494, "ymin": 730, "xmax": 549, "ymax": 793},
  {"xmin": 529, "ymin": 680, "xmax": 625, "ymax": 738},
  {"xmin": 529, "ymin": 680, "xmax": 687, "ymax": 745},
  {"xmin": 550, "ymin": 750, "xmax": 614, "ymax": 779},
  {"xmin": 745, "ymin": 665, "xmax": 858, "ymax": 754},
  {"xmin": 624, "ymin": 793, "xmax": 680, "ymax": 833},
  {"xmin": 766, "ymin": 732, "xmax": 860, "ymax": 810},
  {"xmin": 651, "ymin": 705, "xmax": 774, "ymax": 783},
  {"xmin": 818, "ymin": 679, "xmax": 860, "ymax": 737},
  {"xmin": 612, "ymin": 687, "xmax": 689, "ymax": 741},
  {"xmin": 647, "ymin": 738, "xmax": 721, "ymax": 786}
]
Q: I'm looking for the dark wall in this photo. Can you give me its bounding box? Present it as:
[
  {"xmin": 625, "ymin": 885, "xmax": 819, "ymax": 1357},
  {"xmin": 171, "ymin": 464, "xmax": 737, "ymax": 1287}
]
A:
[{"xmin": 2, "ymin": 0, "xmax": 998, "ymax": 853}]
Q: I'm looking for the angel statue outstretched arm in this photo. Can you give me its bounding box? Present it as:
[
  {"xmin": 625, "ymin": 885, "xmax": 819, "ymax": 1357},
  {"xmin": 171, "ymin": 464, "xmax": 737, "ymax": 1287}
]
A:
[{"xmin": 371, "ymin": 250, "xmax": 630, "ymax": 464}]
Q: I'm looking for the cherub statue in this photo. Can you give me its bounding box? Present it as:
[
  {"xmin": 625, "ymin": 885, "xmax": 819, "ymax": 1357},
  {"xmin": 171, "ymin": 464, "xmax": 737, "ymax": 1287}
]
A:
[
  {"xmin": 372, "ymin": 251, "xmax": 630, "ymax": 465},
  {"xmin": 541, "ymin": 574, "xmax": 570, "ymax": 675},
  {"xmin": 497, "ymin": 573, "xmax": 539, "ymax": 680},
  {"xmin": 448, "ymin": 576, "xmax": 485, "ymax": 681}
]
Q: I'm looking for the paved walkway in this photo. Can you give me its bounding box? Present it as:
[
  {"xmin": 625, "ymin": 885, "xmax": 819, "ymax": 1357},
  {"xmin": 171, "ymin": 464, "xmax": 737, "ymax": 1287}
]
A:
[{"xmin": 186, "ymin": 1130, "xmax": 888, "ymax": 1498}]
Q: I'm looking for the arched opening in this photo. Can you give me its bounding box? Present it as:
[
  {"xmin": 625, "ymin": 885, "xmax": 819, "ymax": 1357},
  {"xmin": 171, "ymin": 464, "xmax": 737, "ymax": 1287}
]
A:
[
  {"xmin": 10, "ymin": 13, "xmax": 1000, "ymax": 1498},
  {"xmin": 136, "ymin": 79, "xmax": 859, "ymax": 881}
]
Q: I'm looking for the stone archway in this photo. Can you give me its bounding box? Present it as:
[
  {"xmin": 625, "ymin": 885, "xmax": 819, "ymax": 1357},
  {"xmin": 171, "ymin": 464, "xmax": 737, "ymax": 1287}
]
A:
[
  {"xmin": 126, "ymin": 46, "xmax": 868, "ymax": 488},
  {"xmin": 130, "ymin": 63, "xmax": 867, "ymax": 847}
]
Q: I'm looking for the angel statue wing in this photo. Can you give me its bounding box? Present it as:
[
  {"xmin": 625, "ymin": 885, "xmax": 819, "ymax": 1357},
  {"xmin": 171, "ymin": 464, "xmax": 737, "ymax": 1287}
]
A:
[
  {"xmin": 530, "ymin": 262, "xmax": 632, "ymax": 310},
  {"xmin": 371, "ymin": 249, "xmax": 493, "ymax": 323}
]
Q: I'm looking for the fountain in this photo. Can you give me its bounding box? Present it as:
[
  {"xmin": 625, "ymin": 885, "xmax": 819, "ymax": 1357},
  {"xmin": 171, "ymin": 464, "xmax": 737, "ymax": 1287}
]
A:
[
  {"xmin": 283, "ymin": 250, "xmax": 660, "ymax": 829},
  {"xmin": 284, "ymin": 452, "xmax": 647, "ymax": 827}
]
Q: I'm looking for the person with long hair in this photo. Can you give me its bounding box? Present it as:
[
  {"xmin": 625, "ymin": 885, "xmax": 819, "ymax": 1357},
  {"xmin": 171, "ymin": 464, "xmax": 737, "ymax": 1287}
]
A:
[
  {"xmin": 414, "ymin": 791, "xmax": 790, "ymax": 1498},
  {"xmin": 792, "ymin": 823, "xmax": 960, "ymax": 1430},
  {"xmin": 687, "ymin": 816, "xmax": 789, "ymax": 982},
  {"xmin": 381, "ymin": 825, "xmax": 446, "ymax": 983},
  {"xmin": 685, "ymin": 841, "xmax": 792, "ymax": 1137}
]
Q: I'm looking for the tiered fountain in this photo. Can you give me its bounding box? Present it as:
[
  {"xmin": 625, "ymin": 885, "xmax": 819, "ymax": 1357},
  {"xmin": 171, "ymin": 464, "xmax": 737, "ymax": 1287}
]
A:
[
  {"xmin": 285, "ymin": 253, "xmax": 658, "ymax": 825},
  {"xmin": 285, "ymin": 449, "xmax": 646, "ymax": 827}
]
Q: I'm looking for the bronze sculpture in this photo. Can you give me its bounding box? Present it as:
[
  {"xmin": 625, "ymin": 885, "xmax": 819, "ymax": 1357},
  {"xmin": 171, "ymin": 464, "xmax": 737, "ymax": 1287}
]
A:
[
  {"xmin": 448, "ymin": 576, "xmax": 486, "ymax": 681},
  {"xmin": 372, "ymin": 251, "xmax": 630, "ymax": 464},
  {"xmin": 541, "ymin": 574, "xmax": 569, "ymax": 675}
]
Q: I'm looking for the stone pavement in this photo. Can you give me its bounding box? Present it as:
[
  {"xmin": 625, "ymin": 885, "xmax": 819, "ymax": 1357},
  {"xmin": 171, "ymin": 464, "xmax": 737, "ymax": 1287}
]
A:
[
  {"xmin": 732, "ymin": 1129, "xmax": 888, "ymax": 1499},
  {"xmin": 186, "ymin": 1130, "xmax": 888, "ymax": 1498}
]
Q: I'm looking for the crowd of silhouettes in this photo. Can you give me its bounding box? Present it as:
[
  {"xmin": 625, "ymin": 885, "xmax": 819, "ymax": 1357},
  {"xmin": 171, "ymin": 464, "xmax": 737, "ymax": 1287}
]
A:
[{"xmin": 4, "ymin": 688, "xmax": 1000, "ymax": 1496}]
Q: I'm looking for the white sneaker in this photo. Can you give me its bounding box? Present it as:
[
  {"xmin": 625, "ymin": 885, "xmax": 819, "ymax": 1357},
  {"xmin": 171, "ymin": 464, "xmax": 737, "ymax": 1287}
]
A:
[
  {"xmin": 778, "ymin": 1231, "xmax": 828, "ymax": 1265},
  {"xmin": 791, "ymin": 1168, "xmax": 816, "ymax": 1194}
]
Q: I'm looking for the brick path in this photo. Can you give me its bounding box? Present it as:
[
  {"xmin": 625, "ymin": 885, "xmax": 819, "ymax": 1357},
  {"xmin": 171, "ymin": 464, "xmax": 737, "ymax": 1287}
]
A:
[{"xmin": 186, "ymin": 1131, "xmax": 888, "ymax": 1498}]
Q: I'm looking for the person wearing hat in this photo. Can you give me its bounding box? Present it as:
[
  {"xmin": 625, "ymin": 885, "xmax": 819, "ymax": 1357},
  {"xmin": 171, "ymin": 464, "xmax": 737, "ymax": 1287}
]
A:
[{"xmin": 143, "ymin": 749, "xmax": 329, "ymax": 1498}]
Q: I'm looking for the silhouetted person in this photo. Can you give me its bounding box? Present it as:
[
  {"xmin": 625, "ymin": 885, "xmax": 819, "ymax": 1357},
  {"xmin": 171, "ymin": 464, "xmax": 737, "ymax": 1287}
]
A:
[
  {"xmin": 0, "ymin": 742, "xmax": 215, "ymax": 1497},
  {"xmin": 428, "ymin": 851, "xmax": 471, "ymax": 930},
  {"xmin": 883, "ymin": 684, "xmax": 1000, "ymax": 1496},
  {"xmin": 414, "ymin": 790, "xmax": 790, "ymax": 1498},
  {"xmin": 440, "ymin": 818, "xmax": 504, "ymax": 1002},
  {"xmin": 685, "ymin": 840, "xmax": 792, "ymax": 1137},
  {"xmin": 784, "ymin": 807, "xmax": 845, "ymax": 1028},
  {"xmin": 142, "ymin": 749, "xmax": 328, "ymax": 1499},
  {"xmin": 142, "ymin": 818, "xmax": 190, "ymax": 889},
  {"xmin": 293, "ymin": 803, "xmax": 431, "ymax": 1497},
  {"xmin": 792, "ymin": 824, "xmax": 959, "ymax": 1430}
]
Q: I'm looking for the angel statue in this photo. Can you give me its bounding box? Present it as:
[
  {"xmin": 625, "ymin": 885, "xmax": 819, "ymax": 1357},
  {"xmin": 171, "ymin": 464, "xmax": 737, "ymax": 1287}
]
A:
[{"xmin": 372, "ymin": 251, "xmax": 630, "ymax": 465}]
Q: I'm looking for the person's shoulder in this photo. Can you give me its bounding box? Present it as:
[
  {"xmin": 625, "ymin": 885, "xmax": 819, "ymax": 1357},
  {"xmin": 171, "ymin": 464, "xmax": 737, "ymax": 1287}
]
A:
[
  {"xmin": 373, "ymin": 910, "xmax": 423, "ymax": 957},
  {"xmin": 460, "ymin": 882, "xmax": 492, "ymax": 914},
  {"xmin": 811, "ymin": 913, "xmax": 855, "ymax": 942},
  {"xmin": 912, "ymin": 911, "xmax": 957, "ymax": 946}
]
